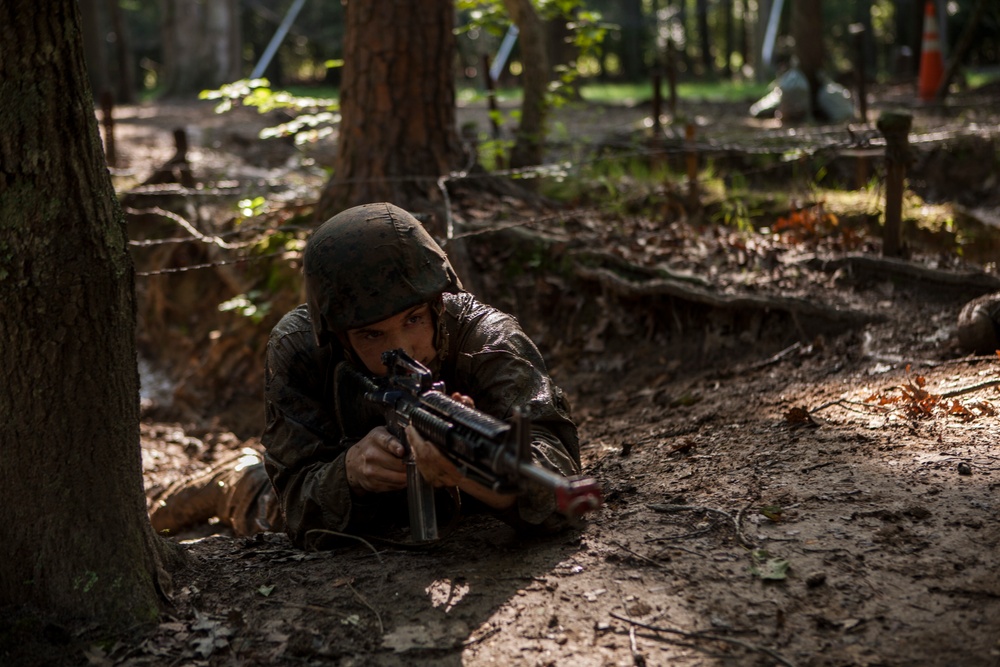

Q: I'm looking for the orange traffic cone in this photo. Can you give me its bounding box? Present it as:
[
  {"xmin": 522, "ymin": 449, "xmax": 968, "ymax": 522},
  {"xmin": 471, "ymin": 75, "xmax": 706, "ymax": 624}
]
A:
[{"xmin": 918, "ymin": 0, "xmax": 944, "ymax": 101}]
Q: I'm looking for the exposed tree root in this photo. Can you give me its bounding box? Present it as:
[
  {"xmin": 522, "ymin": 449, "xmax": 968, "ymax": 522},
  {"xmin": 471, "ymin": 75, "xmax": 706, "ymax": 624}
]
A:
[
  {"xmin": 803, "ymin": 253, "xmax": 1000, "ymax": 297},
  {"xmin": 574, "ymin": 264, "xmax": 874, "ymax": 326}
]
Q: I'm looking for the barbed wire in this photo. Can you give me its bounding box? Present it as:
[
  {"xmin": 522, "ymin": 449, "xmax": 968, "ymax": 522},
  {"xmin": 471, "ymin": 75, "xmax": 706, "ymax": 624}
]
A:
[
  {"xmin": 127, "ymin": 121, "xmax": 991, "ymax": 277},
  {"xmin": 134, "ymin": 249, "xmax": 293, "ymax": 277}
]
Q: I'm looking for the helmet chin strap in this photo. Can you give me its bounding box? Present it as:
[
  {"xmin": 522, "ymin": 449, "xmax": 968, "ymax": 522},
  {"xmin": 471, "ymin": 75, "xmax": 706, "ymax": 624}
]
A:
[{"xmin": 335, "ymin": 332, "xmax": 365, "ymax": 371}]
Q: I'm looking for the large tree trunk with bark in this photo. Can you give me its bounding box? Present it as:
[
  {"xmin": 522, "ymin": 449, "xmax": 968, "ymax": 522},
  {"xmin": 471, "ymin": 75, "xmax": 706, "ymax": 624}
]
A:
[
  {"xmin": 502, "ymin": 0, "xmax": 550, "ymax": 170},
  {"xmin": 0, "ymin": 2, "xmax": 167, "ymax": 626},
  {"xmin": 316, "ymin": 0, "xmax": 465, "ymax": 233},
  {"xmin": 161, "ymin": 0, "xmax": 242, "ymax": 97}
]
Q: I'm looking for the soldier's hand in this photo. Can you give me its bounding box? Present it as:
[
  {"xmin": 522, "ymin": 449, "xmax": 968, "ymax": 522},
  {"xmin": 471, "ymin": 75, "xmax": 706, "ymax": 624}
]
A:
[
  {"xmin": 345, "ymin": 426, "xmax": 407, "ymax": 495},
  {"xmin": 450, "ymin": 392, "xmax": 475, "ymax": 409},
  {"xmin": 406, "ymin": 424, "xmax": 463, "ymax": 488}
]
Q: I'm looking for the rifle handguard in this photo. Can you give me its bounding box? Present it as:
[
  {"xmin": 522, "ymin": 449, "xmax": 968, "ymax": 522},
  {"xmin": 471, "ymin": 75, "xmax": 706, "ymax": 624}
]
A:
[{"xmin": 367, "ymin": 349, "xmax": 603, "ymax": 533}]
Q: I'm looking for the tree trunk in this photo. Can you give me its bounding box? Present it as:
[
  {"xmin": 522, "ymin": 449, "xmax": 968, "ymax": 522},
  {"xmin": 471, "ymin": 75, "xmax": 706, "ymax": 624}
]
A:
[
  {"xmin": 696, "ymin": 0, "xmax": 712, "ymax": 75},
  {"xmin": 676, "ymin": 0, "xmax": 693, "ymax": 73},
  {"xmin": 502, "ymin": 0, "xmax": 550, "ymax": 169},
  {"xmin": 316, "ymin": 0, "xmax": 465, "ymax": 233},
  {"xmin": 621, "ymin": 0, "xmax": 645, "ymax": 81},
  {"xmin": 0, "ymin": 2, "xmax": 167, "ymax": 626},
  {"xmin": 161, "ymin": 0, "xmax": 242, "ymax": 97},
  {"xmin": 106, "ymin": 0, "xmax": 137, "ymax": 104},
  {"xmin": 722, "ymin": 0, "xmax": 734, "ymax": 77},
  {"xmin": 791, "ymin": 0, "xmax": 824, "ymax": 118},
  {"xmin": 79, "ymin": 0, "xmax": 109, "ymax": 99}
]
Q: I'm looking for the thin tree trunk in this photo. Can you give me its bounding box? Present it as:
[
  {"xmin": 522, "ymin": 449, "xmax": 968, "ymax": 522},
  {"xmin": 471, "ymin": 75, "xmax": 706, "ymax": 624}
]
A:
[
  {"xmin": 161, "ymin": 0, "xmax": 241, "ymax": 96},
  {"xmin": 0, "ymin": 1, "xmax": 167, "ymax": 625},
  {"xmin": 791, "ymin": 0, "xmax": 824, "ymax": 118},
  {"xmin": 502, "ymin": 0, "xmax": 550, "ymax": 169},
  {"xmin": 621, "ymin": 0, "xmax": 645, "ymax": 81},
  {"xmin": 106, "ymin": 0, "xmax": 136, "ymax": 103},
  {"xmin": 723, "ymin": 0, "xmax": 734, "ymax": 77},
  {"xmin": 935, "ymin": 0, "xmax": 989, "ymax": 101},
  {"xmin": 80, "ymin": 0, "xmax": 109, "ymax": 98},
  {"xmin": 697, "ymin": 0, "xmax": 712, "ymax": 74}
]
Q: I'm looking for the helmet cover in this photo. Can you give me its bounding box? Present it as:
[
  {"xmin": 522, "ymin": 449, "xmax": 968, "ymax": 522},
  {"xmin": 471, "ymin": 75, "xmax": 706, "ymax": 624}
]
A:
[{"xmin": 304, "ymin": 202, "xmax": 462, "ymax": 346}]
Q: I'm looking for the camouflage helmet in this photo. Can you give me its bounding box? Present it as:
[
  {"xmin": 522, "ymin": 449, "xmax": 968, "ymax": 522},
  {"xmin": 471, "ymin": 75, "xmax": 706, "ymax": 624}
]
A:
[{"xmin": 303, "ymin": 202, "xmax": 463, "ymax": 346}]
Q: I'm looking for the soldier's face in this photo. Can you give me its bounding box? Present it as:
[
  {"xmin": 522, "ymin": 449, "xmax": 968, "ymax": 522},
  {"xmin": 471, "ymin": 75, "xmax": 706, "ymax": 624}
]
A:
[{"xmin": 345, "ymin": 303, "xmax": 436, "ymax": 376}]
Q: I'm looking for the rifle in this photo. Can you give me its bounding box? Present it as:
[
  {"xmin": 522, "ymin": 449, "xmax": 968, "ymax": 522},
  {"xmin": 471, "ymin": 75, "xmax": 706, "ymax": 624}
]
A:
[{"xmin": 363, "ymin": 349, "xmax": 602, "ymax": 543}]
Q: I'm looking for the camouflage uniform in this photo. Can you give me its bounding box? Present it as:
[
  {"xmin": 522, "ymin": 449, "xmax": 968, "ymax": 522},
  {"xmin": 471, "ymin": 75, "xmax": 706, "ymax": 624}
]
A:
[
  {"xmin": 151, "ymin": 203, "xmax": 580, "ymax": 545},
  {"xmin": 262, "ymin": 293, "xmax": 580, "ymax": 548}
]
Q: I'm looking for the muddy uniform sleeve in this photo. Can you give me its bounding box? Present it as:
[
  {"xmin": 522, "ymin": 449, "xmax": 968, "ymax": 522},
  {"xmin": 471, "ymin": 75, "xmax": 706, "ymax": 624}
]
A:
[
  {"xmin": 445, "ymin": 296, "xmax": 581, "ymax": 533},
  {"xmin": 260, "ymin": 307, "xmax": 372, "ymax": 547}
]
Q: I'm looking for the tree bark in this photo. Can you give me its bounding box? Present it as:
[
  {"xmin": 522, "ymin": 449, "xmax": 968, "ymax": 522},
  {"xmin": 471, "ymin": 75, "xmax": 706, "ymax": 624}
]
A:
[
  {"xmin": 696, "ymin": 0, "xmax": 712, "ymax": 74},
  {"xmin": 106, "ymin": 0, "xmax": 137, "ymax": 104},
  {"xmin": 161, "ymin": 0, "xmax": 242, "ymax": 97},
  {"xmin": 79, "ymin": 0, "xmax": 109, "ymax": 99},
  {"xmin": 620, "ymin": 0, "xmax": 645, "ymax": 81},
  {"xmin": 722, "ymin": 0, "xmax": 734, "ymax": 77},
  {"xmin": 791, "ymin": 0, "xmax": 824, "ymax": 118},
  {"xmin": 0, "ymin": 2, "xmax": 166, "ymax": 626},
  {"xmin": 935, "ymin": 0, "xmax": 989, "ymax": 101},
  {"xmin": 316, "ymin": 0, "xmax": 465, "ymax": 233},
  {"xmin": 502, "ymin": 0, "xmax": 550, "ymax": 169}
]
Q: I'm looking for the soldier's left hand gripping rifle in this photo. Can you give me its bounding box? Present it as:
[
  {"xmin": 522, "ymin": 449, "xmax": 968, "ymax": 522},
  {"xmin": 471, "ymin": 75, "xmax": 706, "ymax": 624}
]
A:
[{"xmin": 361, "ymin": 349, "xmax": 602, "ymax": 543}]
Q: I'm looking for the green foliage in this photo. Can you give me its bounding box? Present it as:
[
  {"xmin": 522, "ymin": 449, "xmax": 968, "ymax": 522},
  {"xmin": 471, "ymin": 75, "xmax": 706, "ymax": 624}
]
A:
[
  {"xmin": 579, "ymin": 80, "xmax": 770, "ymax": 106},
  {"xmin": 199, "ymin": 78, "xmax": 340, "ymax": 145},
  {"xmin": 237, "ymin": 197, "xmax": 268, "ymax": 220},
  {"xmin": 478, "ymin": 137, "xmax": 516, "ymax": 171},
  {"xmin": 712, "ymin": 172, "xmax": 761, "ymax": 233},
  {"xmin": 457, "ymin": 0, "xmax": 609, "ymax": 141},
  {"xmin": 219, "ymin": 291, "xmax": 272, "ymax": 324}
]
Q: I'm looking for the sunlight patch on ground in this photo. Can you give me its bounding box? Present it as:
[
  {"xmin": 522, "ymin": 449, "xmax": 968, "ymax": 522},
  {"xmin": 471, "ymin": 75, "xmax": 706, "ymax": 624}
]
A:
[{"xmin": 425, "ymin": 578, "xmax": 470, "ymax": 613}]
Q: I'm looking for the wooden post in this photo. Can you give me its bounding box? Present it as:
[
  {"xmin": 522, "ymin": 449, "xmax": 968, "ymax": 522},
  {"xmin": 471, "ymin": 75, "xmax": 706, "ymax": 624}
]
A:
[
  {"xmin": 172, "ymin": 128, "xmax": 195, "ymax": 188},
  {"xmin": 876, "ymin": 111, "xmax": 912, "ymax": 258},
  {"xmin": 651, "ymin": 71, "xmax": 662, "ymax": 136},
  {"xmin": 685, "ymin": 122, "xmax": 699, "ymax": 212},
  {"xmin": 666, "ymin": 37, "xmax": 678, "ymax": 117},
  {"xmin": 100, "ymin": 89, "xmax": 116, "ymax": 168}
]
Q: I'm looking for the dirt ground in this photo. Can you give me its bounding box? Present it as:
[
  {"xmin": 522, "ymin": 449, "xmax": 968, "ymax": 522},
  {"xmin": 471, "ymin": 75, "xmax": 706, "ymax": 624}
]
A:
[{"xmin": 26, "ymin": 88, "xmax": 1000, "ymax": 666}]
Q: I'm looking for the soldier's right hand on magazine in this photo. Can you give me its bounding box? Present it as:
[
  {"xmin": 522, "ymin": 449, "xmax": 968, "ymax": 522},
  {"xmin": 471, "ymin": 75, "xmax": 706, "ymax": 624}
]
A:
[{"xmin": 345, "ymin": 426, "xmax": 407, "ymax": 495}]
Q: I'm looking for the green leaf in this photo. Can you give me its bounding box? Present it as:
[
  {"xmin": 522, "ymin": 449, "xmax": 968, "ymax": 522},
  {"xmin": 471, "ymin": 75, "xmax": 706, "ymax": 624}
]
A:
[{"xmin": 257, "ymin": 584, "xmax": 275, "ymax": 597}]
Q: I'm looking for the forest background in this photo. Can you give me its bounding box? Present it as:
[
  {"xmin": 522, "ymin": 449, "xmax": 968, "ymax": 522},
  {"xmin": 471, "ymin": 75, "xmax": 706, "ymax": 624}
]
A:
[{"xmin": 3, "ymin": 1, "xmax": 1000, "ymax": 666}]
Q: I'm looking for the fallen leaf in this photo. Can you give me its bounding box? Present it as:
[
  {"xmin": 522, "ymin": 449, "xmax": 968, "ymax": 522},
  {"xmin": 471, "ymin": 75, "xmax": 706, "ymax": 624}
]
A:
[
  {"xmin": 784, "ymin": 407, "xmax": 818, "ymax": 427},
  {"xmin": 750, "ymin": 549, "xmax": 790, "ymax": 580}
]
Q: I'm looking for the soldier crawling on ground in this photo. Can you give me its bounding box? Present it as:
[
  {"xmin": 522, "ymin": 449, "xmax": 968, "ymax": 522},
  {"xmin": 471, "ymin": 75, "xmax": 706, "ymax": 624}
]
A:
[{"xmin": 150, "ymin": 202, "xmax": 581, "ymax": 547}]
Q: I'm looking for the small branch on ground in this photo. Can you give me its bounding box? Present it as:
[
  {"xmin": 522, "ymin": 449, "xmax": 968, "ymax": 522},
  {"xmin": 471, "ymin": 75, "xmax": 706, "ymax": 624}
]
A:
[
  {"xmin": 609, "ymin": 612, "xmax": 796, "ymax": 667},
  {"xmin": 609, "ymin": 540, "xmax": 667, "ymax": 568},
  {"xmin": 940, "ymin": 379, "xmax": 1000, "ymax": 399},
  {"xmin": 647, "ymin": 504, "xmax": 756, "ymax": 549}
]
